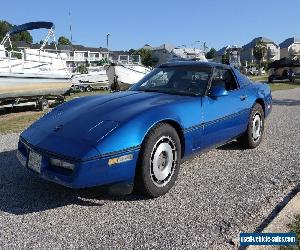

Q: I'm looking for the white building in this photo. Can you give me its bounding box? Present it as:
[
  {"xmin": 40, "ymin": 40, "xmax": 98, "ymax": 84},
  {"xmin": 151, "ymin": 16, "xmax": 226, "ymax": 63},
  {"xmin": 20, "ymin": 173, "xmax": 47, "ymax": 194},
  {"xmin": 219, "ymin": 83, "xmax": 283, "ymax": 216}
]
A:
[
  {"xmin": 214, "ymin": 45, "xmax": 242, "ymax": 67},
  {"xmin": 279, "ymin": 37, "xmax": 300, "ymax": 60},
  {"xmin": 15, "ymin": 42, "xmax": 109, "ymax": 69},
  {"xmin": 241, "ymin": 37, "xmax": 280, "ymax": 64}
]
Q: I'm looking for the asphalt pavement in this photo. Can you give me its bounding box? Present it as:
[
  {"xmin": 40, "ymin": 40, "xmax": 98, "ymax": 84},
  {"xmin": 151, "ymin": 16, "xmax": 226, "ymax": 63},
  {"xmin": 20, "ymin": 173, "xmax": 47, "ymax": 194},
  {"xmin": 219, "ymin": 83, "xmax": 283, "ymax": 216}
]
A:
[{"xmin": 0, "ymin": 87, "xmax": 299, "ymax": 249}]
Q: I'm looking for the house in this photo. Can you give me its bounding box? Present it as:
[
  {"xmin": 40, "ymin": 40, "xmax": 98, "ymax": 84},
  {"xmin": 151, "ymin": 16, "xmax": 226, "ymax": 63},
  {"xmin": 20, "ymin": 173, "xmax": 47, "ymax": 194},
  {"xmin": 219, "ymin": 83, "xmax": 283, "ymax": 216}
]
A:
[
  {"xmin": 279, "ymin": 37, "xmax": 300, "ymax": 60},
  {"xmin": 143, "ymin": 44, "xmax": 175, "ymax": 65},
  {"xmin": 214, "ymin": 45, "xmax": 242, "ymax": 67},
  {"xmin": 241, "ymin": 37, "xmax": 280, "ymax": 64},
  {"xmin": 14, "ymin": 41, "xmax": 109, "ymax": 68}
]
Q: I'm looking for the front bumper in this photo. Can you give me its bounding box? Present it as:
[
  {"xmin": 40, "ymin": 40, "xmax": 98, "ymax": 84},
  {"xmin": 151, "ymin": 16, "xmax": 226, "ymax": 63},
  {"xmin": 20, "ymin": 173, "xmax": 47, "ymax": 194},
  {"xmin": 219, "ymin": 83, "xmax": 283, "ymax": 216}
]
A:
[{"xmin": 17, "ymin": 139, "xmax": 139, "ymax": 189}]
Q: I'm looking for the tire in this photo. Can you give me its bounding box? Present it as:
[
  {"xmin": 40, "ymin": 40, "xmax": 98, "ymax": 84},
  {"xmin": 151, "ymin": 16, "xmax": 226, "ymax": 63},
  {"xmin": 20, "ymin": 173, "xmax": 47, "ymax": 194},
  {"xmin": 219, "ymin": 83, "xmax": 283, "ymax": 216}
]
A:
[
  {"xmin": 237, "ymin": 103, "xmax": 264, "ymax": 149},
  {"xmin": 135, "ymin": 123, "xmax": 181, "ymax": 198},
  {"xmin": 37, "ymin": 99, "xmax": 49, "ymax": 111}
]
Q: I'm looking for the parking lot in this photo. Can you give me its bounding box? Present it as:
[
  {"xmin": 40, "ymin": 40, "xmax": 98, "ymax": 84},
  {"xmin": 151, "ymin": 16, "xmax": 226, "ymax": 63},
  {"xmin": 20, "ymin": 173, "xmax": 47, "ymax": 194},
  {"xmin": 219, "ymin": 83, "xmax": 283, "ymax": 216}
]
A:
[{"xmin": 0, "ymin": 87, "xmax": 299, "ymax": 249}]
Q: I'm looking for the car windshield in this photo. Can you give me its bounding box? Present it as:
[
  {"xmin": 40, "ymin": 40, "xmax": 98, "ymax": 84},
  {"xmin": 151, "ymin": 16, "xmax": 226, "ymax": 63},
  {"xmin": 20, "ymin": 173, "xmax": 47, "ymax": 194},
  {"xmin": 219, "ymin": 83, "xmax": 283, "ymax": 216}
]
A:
[{"xmin": 130, "ymin": 66, "xmax": 212, "ymax": 96}]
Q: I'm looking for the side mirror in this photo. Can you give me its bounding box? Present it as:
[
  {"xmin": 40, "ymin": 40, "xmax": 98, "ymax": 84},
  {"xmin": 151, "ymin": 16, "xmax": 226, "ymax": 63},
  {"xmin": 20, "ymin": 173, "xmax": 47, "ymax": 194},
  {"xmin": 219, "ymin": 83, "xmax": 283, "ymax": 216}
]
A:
[{"xmin": 209, "ymin": 86, "xmax": 228, "ymax": 98}]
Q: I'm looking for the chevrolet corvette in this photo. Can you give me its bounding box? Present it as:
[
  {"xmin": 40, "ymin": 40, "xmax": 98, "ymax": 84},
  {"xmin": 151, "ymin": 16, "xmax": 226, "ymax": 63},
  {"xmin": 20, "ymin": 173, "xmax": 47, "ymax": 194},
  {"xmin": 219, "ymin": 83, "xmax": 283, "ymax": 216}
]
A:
[{"xmin": 17, "ymin": 61, "xmax": 272, "ymax": 197}]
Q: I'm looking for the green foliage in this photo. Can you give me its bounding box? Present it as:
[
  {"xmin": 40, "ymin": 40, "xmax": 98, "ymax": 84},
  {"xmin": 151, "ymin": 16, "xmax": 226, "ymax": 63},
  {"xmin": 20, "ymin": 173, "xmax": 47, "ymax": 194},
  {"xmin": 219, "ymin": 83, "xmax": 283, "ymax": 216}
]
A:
[
  {"xmin": 253, "ymin": 41, "xmax": 267, "ymax": 65},
  {"xmin": 0, "ymin": 20, "xmax": 32, "ymax": 44},
  {"xmin": 260, "ymin": 61, "xmax": 270, "ymax": 70},
  {"xmin": 78, "ymin": 64, "xmax": 88, "ymax": 74},
  {"xmin": 95, "ymin": 58, "xmax": 108, "ymax": 66},
  {"xmin": 221, "ymin": 52, "xmax": 230, "ymax": 65},
  {"xmin": 206, "ymin": 48, "xmax": 216, "ymax": 59},
  {"xmin": 58, "ymin": 36, "xmax": 72, "ymax": 45},
  {"xmin": 133, "ymin": 48, "xmax": 153, "ymax": 67},
  {"xmin": 128, "ymin": 49, "xmax": 137, "ymax": 55}
]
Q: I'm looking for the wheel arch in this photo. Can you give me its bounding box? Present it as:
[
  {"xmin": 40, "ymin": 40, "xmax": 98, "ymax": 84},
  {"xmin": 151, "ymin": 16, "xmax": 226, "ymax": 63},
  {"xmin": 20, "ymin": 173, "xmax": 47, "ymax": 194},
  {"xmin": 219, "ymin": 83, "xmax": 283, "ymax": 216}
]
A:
[
  {"xmin": 142, "ymin": 119, "xmax": 186, "ymax": 159},
  {"xmin": 255, "ymin": 98, "xmax": 265, "ymax": 117}
]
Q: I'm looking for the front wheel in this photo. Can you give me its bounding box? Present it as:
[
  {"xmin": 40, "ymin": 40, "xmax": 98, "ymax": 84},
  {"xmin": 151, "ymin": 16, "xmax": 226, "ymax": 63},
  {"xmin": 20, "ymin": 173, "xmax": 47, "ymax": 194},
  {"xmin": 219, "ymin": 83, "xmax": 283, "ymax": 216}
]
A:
[
  {"xmin": 237, "ymin": 103, "xmax": 264, "ymax": 149},
  {"xmin": 135, "ymin": 123, "xmax": 181, "ymax": 198}
]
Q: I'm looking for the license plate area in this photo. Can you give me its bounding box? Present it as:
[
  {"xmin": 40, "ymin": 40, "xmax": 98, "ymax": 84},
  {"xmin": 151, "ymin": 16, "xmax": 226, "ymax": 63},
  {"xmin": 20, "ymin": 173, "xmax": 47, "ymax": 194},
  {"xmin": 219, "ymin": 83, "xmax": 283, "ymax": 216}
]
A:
[{"xmin": 28, "ymin": 150, "xmax": 42, "ymax": 173}]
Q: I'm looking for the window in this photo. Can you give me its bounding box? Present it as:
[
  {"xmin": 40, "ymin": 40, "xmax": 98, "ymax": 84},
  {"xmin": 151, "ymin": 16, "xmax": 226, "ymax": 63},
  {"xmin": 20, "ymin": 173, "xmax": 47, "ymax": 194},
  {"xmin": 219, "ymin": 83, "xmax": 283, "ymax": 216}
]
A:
[
  {"xmin": 210, "ymin": 68, "xmax": 238, "ymax": 91},
  {"xmin": 131, "ymin": 66, "xmax": 211, "ymax": 96}
]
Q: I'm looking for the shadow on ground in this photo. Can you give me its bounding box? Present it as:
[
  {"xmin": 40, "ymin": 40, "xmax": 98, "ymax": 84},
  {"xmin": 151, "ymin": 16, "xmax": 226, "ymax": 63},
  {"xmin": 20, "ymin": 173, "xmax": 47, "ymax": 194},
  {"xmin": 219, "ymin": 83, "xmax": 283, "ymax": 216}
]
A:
[
  {"xmin": 217, "ymin": 141, "xmax": 243, "ymax": 151},
  {"xmin": 272, "ymin": 98, "xmax": 300, "ymax": 106},
  {"xmin": 0, "ymin": 150, "xmax": 146, "ymax": 215}
]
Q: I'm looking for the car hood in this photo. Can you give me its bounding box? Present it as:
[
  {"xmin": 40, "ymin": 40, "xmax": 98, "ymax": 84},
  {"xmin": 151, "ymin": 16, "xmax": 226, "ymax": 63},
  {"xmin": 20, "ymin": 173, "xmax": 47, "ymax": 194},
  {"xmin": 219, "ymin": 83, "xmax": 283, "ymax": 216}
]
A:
[{"xmin": 21, "ymin": 91, "xmax": 190, "ymax": 159}]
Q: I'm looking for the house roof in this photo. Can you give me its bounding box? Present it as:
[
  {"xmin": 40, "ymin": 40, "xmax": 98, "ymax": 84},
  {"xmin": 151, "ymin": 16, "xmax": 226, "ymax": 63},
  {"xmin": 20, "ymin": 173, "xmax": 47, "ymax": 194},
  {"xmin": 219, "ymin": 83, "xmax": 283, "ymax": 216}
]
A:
[
  {"xmin": 242, "ymin": 37, "xmax": 277, "ymax": 49},
  {"xmin": 110, "ymin": 50, "xmax": 130, "ymax": 60},
  {"xmin": 13, "ymin": 41, "xmax": 31, "ymax": 48},
  {"xmin": 279, "ymin": 37, "xmax": 300, "ymax": 48},
  {"xmin": 215, "ymin": 46, "xmax": 228, "ymax": 57},
  {"xmin": 215, "ymin": 45, "xmax": 242, "ymax": 56}
]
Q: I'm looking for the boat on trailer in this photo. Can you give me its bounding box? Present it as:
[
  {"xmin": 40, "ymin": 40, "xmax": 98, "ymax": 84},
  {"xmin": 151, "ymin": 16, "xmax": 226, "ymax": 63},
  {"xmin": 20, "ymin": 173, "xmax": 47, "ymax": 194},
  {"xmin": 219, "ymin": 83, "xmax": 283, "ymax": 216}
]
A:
[
  {"xmin": 0, "ymin": 22, "xmax": 71, "ymax": 110},
  {"xmin": 106, "ymin": 55, "xmax": 151, "ymax": 91},
  {"xmin": 71, "ymin": 66, "xmax": 109, "ymax": 91}
]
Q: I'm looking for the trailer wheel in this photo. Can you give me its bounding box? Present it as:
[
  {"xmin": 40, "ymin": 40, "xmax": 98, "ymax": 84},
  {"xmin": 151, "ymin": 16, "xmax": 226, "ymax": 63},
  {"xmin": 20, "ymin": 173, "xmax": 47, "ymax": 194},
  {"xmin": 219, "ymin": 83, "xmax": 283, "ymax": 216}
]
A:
[
  {"xmin": 85, "ymin": 85, "xmax": 92, "ymax": 92},
  {"xmin": 37, "ymin": 99, "xmax": 49, "ymax": 111}
]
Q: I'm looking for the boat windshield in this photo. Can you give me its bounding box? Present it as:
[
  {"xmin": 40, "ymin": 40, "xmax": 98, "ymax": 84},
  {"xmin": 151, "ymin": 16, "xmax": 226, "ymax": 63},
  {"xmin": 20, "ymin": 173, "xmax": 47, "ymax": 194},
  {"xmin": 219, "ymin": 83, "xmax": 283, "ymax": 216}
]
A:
[{"xmin": 130, "ymin": 66, "xmax": 211, "ymax": 96}]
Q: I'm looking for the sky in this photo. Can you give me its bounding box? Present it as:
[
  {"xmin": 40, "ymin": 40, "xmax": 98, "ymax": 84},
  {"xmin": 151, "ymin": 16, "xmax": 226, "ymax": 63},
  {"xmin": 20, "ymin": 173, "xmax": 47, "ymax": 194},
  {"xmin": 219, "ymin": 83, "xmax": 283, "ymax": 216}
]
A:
[{"xmin": 1, "ymin": 0, "xmax": 300, "ymax": 51}]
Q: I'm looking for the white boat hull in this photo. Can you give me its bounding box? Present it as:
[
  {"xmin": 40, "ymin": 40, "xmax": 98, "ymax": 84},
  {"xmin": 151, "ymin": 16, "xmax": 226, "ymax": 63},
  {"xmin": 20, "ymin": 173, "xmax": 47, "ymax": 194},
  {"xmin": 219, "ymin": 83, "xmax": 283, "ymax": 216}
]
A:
[
  {"xmin": 0, "ymin": 73, "xmax": 71, "ymax": 99},
  {"xmin": 106, "ymin": 64, "xmax": 150, "ymax": 90}
]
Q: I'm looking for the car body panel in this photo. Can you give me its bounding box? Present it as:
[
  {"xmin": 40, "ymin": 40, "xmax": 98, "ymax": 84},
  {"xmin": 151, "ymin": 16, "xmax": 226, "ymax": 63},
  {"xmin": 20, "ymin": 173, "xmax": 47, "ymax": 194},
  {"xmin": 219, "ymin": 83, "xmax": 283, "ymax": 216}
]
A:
[{"xmin": 18, "ymin": 62, "xmax": 272, "ymax": 189}]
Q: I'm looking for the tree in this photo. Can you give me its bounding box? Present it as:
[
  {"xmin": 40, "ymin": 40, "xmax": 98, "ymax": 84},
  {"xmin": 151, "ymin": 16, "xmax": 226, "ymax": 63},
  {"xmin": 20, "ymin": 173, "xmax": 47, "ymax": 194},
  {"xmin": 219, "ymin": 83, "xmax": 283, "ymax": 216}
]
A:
[
  {"xmin": 221, "ymin": 52, "xmax": 230, "ymax": 65},
  {"xmin": 133, "ymin": 48, "xmax": 153, "ymax": 67},
  {"xmin": 206, "ymin": 48, "xmax": 216, "ymax": 59},
  {"xmin": 0, "ymin": 20, "xmax": 32, "ymax": 44},
  {"xmin": 58, "ymin": 36, "xmax": 72, "ymax": 45},
  {"xmin": 128, "ymin": 49, "xmax": 137, "ymax": 55},
  {"xmin": 253, "ymin": 41, "xmax": 267, "ymax": 67}
]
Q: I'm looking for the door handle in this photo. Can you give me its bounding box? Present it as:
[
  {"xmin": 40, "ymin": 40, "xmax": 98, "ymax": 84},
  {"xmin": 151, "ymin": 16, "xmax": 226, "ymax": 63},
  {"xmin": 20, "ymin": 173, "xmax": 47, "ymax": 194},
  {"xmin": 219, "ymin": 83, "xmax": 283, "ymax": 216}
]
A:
[{"xmin": 240, "ymin": 95, "xmax": 247, "ymax": 101}]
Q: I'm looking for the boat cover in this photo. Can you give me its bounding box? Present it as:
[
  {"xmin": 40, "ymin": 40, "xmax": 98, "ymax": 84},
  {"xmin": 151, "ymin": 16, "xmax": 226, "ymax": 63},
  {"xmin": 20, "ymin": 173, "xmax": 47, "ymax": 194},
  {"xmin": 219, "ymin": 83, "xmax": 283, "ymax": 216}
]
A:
[{"xmin": 8, "ymin": 22, "xmax": 54, "ymax": 35}]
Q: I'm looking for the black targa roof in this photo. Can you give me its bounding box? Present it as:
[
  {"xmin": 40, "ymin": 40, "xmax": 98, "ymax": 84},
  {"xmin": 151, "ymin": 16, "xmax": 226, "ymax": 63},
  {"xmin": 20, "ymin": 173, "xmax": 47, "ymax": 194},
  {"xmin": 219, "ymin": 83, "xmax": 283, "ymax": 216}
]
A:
[{"xmin": 8, "ymin": 22, "xmax": 54, "ymax": 35}]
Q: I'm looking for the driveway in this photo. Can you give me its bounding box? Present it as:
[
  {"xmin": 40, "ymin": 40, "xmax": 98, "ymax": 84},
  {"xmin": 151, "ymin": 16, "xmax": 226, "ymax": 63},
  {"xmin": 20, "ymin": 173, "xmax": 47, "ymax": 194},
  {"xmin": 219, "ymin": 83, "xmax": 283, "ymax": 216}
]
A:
[{"xmin": 0, "ymin": 88, "xmax": 299, "ymax": 249}]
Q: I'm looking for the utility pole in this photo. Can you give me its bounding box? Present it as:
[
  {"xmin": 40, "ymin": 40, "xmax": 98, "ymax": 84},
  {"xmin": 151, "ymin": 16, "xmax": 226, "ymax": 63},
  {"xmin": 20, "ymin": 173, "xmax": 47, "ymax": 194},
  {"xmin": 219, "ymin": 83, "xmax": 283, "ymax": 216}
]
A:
[
  {"xmin": 107, "ymin": 33, "xmax": 110, "ymax": 61},
  {"xmin": 69, "ymin": 10, "xmax": 73, "ymax": 44}
]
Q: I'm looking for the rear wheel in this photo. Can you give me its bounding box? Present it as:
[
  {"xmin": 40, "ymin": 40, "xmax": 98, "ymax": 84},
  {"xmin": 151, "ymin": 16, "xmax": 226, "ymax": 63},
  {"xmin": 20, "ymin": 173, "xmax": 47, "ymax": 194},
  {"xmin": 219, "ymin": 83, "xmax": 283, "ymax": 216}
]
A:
[
  {"xmin": 135, "ymin": 123, "xmax": 181, "ymax": 198},
  {"xmin": 237, "ymin": 103, "xmax": 264, "ymax": 149}
]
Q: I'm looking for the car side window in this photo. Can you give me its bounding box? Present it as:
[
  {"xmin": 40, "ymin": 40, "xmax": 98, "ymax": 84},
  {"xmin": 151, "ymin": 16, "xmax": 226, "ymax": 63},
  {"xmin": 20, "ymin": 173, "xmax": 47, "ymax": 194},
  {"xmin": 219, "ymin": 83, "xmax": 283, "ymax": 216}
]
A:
[{"xmin": 210, "ymin": 68, "xmax": 239, "ymax": 91}]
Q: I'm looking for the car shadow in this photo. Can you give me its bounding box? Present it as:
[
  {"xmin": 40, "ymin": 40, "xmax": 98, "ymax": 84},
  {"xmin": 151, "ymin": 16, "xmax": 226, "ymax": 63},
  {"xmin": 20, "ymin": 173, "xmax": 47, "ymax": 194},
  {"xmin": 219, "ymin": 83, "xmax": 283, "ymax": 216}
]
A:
[
  {"xmin": 272, "ymin": 99, "xmax": 300, "ymax": 106},
  {"xmin": 217, "ymin": 141, "xmax": 243, "ymax": 151},
  {"xmin": 0, "ymin": 150, "xmax": 146, "ymax": 215}
]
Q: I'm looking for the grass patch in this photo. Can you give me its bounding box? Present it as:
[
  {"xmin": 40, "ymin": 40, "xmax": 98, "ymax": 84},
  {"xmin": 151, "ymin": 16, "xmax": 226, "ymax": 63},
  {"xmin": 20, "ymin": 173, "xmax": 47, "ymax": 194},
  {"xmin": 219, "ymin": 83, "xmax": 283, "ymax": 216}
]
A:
[
  {"xmin": 269, "ymin": 82, "xmax": 300, "ymax": 92},
  {"xmin": 0, "ymin": 90, "xmax": 108, "ymax": 134},
  {"xmin": 280, "ymin": 214, "xmax": 300, "ymax": 250},
  {"xmin": 65, "ymin": 89, "xmax": 108, "ymax": 101},
  {"xmin": 250, "ymin": 75, "xmax": 269, "ymax": 82},
  {"xmin": 249, "ymin": 76, "xmax": 300, "ymax": 92},
  {"xmin": 0, "ymin": 111, "xmax": 45, "ymax": 134}
]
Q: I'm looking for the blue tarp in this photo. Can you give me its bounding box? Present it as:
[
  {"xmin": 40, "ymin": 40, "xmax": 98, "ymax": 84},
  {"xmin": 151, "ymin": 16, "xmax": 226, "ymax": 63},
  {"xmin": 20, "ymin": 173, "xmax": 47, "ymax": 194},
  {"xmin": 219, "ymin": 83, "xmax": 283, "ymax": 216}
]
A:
[{"xmin": 8, "ymin": 22, "xmax": 54, "ymax": 35}]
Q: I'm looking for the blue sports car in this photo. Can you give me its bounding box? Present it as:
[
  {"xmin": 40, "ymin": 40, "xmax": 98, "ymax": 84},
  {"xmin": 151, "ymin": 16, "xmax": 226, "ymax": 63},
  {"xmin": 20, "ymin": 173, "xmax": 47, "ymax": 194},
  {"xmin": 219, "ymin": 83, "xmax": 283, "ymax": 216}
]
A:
[{"xmin": 17, "ymin": 62, "xmax": 272, "ymax": 197}]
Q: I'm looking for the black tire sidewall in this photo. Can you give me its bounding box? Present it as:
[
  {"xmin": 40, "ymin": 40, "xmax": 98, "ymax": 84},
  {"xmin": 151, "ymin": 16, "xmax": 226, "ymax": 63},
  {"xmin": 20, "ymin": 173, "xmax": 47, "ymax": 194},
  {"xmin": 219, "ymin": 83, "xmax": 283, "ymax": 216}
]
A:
[
  {"xmin": 136, "ymin": 124, "xmax": 181, "ymax": 198},
  {"xmin": 247, "ymin": 103, "xmax": 264, "ymax": 148}
]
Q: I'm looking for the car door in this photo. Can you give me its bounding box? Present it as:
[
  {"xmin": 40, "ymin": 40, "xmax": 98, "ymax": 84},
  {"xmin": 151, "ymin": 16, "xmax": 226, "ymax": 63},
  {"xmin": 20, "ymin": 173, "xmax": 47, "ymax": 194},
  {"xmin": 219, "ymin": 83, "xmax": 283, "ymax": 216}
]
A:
[{"xmin": 201, "ymin": 67, "xmax": 249, "ymax": 149}]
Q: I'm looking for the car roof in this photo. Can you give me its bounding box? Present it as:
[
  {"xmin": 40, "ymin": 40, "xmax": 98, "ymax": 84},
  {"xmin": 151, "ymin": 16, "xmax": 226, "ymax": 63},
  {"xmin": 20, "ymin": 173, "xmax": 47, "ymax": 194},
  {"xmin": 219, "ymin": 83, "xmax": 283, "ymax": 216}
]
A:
[{"xmin": 158, "ymin": 61, "xmax": 231, "ymax": 69}]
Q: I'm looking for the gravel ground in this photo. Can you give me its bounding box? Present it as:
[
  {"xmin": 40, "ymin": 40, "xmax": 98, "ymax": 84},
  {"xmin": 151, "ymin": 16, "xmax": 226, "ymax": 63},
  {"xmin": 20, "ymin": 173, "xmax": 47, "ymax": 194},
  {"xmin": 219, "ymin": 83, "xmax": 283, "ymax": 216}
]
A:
[{"xmin": 0, "ymin": 88, "xmax": 299, "ymax": 249}]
